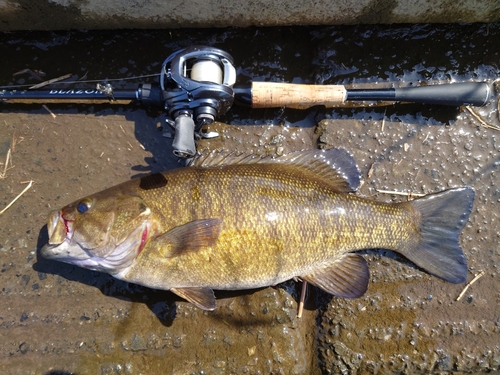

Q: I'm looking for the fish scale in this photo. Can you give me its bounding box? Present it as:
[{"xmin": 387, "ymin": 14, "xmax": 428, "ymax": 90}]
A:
[{"xmin": 42, "ymin": 148, "xmax": 474, "ymax": 311}]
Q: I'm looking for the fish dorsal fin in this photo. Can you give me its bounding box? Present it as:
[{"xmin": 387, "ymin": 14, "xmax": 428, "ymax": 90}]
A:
[
  {"xmin": 171, "ymin": 287, "xmax": 216, "ymax": 311},
  {"xmin": 273, "ymin": 148, "xmax": 360, "ymax": 192},
  {"xmin": 192, "ymin": 148, "xmax": 360, "ymax": 193},
  {"xmin": 302, "ymin": 253, "xmax": 369, "ymax": 298},
  {"xmin": 154, "ymin": 218, "xmax": 222, "ymax": 257}
]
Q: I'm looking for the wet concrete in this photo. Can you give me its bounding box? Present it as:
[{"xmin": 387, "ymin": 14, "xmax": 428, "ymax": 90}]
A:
[
  {"xmin": 0, "ymin": 0, "xmax": 499, "ymax": 31},
  {"xmin": 0, "ymin": 24, "xmax": 499, "ymax": 374},
  {"xmin": 315, "ymin": 117, "xmax": 500, "ymax": 373}
]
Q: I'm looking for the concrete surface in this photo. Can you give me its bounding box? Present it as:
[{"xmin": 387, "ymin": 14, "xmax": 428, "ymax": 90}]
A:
[
  {"xmin": 0, "ymin": 0, "xmax": 499, "ymax": 31},
  {"xmin": 0, "ymin": 24, "xmax": 500, "ymax": 374},
  {"xmin": 1, "ymin": 111, "xmax": 499, "ymax": 374}
]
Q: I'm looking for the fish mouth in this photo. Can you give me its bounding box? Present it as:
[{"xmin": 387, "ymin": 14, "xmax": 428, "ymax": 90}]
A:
[
  {"xmin": 46, "ymin": 210, "xmax": 73, "ymax": 245},
  {"xmin": 41, "ymin": 210, "xmax": 86, "ymax": 262},
  {"xmin": 41, "ymin": 209, "xmax": 149, "ymax": 274},
  {"xmin": 40, "ymin": 211, "xmax": 96, "ymax": 267},
  {"xmin": 41, "ymin": 211, "xmax": 73, "ymax": 259}
]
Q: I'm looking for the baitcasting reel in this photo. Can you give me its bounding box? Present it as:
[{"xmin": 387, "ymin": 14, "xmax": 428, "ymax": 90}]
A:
[{"xmin": 160, "ymin": 45, "xmax": 236, "ymax": 157}]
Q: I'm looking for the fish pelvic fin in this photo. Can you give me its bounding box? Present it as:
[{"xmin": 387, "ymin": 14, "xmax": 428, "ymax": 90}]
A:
[
  {"xmin": 303, "ymin": 253, "xmax": 369, "ymax": 298},
  {"xmin": 192, "ymin": 148, "xmax": 361, "ymax": 193},
  {"xmin": 171, "ymin": 287, "xmax": 216, "ymax": 311},
  {"xmin": 401, "ymin": 187, "xmax": 474, "ymax": 284}
]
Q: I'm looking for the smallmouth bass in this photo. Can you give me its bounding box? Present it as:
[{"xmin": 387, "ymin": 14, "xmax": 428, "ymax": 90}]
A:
[{"xmin": 41, "ymin": 148, "xmax": 474, "ymax": 310}]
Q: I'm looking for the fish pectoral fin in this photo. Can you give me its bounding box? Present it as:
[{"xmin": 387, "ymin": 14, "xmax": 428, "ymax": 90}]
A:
[
  {"xmin": 171, "ymin": 287, "xmax": 216, "ymax": 311},
  {"xmin": 154, "ymin": 218, "xmax": 223, "ymax": 257},
  {"xmin": 302, "ymin": 253, "xmax": 369, "ymax": 298}
]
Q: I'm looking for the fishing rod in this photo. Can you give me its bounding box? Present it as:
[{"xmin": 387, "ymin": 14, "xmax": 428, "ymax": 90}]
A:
[{"xmin": 0, "ymin": 45, "xmax": 494, "ymax": 157}]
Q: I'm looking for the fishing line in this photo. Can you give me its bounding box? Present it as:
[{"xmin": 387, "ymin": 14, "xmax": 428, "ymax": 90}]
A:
[{"xmin": 0, "ymin": 73, "xmax": 162, "ymax": 90}]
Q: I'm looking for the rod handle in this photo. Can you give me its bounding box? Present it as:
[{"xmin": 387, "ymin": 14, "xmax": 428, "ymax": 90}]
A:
[
  {"xmin": 394, "ymin": 82, "xmax": 491, "ymax": 106},
  {"xmin": 251, "ymin": 81, "xmax": 347, "ymax": 109}
]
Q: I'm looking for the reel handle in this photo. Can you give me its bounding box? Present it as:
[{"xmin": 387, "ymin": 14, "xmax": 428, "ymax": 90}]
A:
[{"xmin": 171, "ymin": 114, "xmax": 197, "ymax": 158}]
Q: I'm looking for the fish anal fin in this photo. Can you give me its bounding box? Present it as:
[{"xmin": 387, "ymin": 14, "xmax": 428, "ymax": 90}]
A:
[
  {"xmin": 171, "ymin": 287, "xmax": 216, "ymax": 311},
  {"xmin": 303, "ymin": 253, "xmax": 369, "ymax": 298},
  {"xmin": 155, "ymin": 218, "xmax": 222, "ymax": 257}
]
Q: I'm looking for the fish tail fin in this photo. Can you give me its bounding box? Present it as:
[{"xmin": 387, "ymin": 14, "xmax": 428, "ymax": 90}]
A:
[{"xmin": 401, "ymin": 187, "xmax": 474, "ymax": 283}]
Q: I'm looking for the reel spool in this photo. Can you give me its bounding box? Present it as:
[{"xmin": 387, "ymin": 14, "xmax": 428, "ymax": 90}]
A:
[
  {"xmin": 190, "ymin": 58, "xmax": 224, "ymax": 84},
  {"xmin": 160, "ymin": 46, "xmax": 236, "ymax": 157}
]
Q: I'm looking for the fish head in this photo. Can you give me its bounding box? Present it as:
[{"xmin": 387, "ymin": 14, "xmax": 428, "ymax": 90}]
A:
[{"xmin": 41, "ymin": 191, "xmax": 152, "ymax": 275}]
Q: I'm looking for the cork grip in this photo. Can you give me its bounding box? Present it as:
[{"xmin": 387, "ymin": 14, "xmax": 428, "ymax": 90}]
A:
[{"xmin": 251, "ymin": 81, "xmax": 347, "ymax": 109}]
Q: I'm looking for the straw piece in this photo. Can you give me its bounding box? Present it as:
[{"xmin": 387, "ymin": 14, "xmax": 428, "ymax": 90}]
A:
[
  {"xmin": 297, "ymin": 281, "xmax": 308, "ymax": 318},
  {"xmin": 42, "ymin": 104, "xmax": 56, "ymax": 118},
  {"xmin": 28, "ymin": 73, "xmax": 72, "ymax": 90},
  {"xmin": 465, "ymin": 106, "xmax": 500, "ymax": 131},
  {"xmin": 456, "ymin": 271, "xmax": 485, "ymax": 301},
  {"xmin": 0, "ymin": 148, "xmax": 12, "ymax": 179},
  {"xmin": 376, "ymin": 189, "xmax": 425, "ymax": 198},
  {"xmin": 0, "ymin": 180, "xmax": 33, "ymax": 215},
  {"xmin": 367, "ymin": 163, "xmax": 374, "ymax": 179}
]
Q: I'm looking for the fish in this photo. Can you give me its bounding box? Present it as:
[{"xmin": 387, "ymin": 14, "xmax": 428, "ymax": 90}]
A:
[{"xmin": 41, "ymin": 148, "xmax": 474, "ymax": 311}]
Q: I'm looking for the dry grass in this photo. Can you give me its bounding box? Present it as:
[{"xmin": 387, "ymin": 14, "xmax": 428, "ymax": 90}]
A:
[
  {"xmin": 0, "ymin": 180, "xmax": 33, "ymax": 216},
  {"xmin": 465, "ymin": 106, "xmax": 500, "ymax": 131},
  {"xmin": 456, "ymin": 271, "xmax": 485, "ymax": 301},
  {"xmin": 0, "ymin": 148, "xmax": 12, "ymax": 179},
  {"xmin": 375, "ymin": 189, "xmax": 425, "ymax": 198}
]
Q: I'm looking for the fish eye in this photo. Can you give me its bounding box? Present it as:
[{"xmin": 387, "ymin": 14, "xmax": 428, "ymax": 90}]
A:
[{"xmin": 77, "ymin": 199, "xmax": 92, "ymax": 214}]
